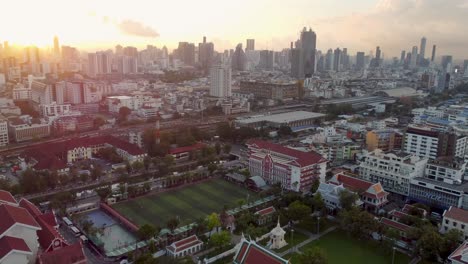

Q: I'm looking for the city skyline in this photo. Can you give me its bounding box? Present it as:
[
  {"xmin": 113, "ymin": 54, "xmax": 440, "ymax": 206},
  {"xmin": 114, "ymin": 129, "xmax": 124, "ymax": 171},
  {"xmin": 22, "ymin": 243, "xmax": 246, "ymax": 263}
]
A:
[{"xmin": 1, "ymin": 0, "xmax": 468, "ymax": 58}]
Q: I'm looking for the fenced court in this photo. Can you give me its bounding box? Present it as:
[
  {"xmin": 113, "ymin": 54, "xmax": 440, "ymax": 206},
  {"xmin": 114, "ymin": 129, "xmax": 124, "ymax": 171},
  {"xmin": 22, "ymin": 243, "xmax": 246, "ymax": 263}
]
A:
[
  {"xmin": 81, "ymin": 209, "xmax": 138, "ymax": 256},
  {"xmin": 112, "ymin": 178, "xmax": 257, "ymax": 227}
]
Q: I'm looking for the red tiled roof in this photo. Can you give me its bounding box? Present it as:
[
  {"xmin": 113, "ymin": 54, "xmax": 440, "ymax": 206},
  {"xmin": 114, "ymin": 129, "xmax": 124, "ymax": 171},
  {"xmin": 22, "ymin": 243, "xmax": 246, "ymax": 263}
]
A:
[
  {"xmin": 0, "ymin": 236, "xmax": 31, "ymax": 261},
  {"xmin": 23, "ymin": 135, "xmax": 145, "ymax": 170},
  {"xmin": 234, "ymin": 240, "xmax": 288, "ymax": 264},
  {"xmin": 333, "ymin": 174, "xmax": 372, "ymax": 191},
  {"xmin": 39, "ymin": 242, "xmax": 87, "ymax": 264},
  {"xmin": 39, "ymin": 212, "xmax": 58, "ymax": 228},
  {"xmin": 402, "ymin": 204, "xmax": 427, "ymax": 216},
  {"xmin": 169, "ymin": 143, "xmax": 205, "ymax": 155},
  {"xmin": 36, "ymin": 215, "xmax": 66, "ymax": 252},
  {"xmin": 0, "ymin": 204, "xmax": 41, "ymax": 236},
  {"xmin": 448, "ymin": 241, "xmax": 468, "ymax": 264},
  {"xmin": 380, "ymin": 218, "xmax": 411, "ymax": 232},
  {"xmin": 389, "ymin": 210, "xmax": 411, "ymax": 220},
  {"xmin": 0, "ymin": 190, "xmax": 17, "ymax": 205},
  {"xmin": 444, "ymin": 206, "xmax": 468, "ymax": 223},
  {"xmin": 19, "ymin": 198, "xmax": 42, "ymax": 218},
  {"xmin": 247, "ymin": 139, "xmax": 326, "ymax": 167},
  {"xmin": 255, "ymin": 206, "xmax": 276, "ymax": 216},
  {"xmin": 167, "ymin": 235, "xmax": 203, "ymax": 254}
]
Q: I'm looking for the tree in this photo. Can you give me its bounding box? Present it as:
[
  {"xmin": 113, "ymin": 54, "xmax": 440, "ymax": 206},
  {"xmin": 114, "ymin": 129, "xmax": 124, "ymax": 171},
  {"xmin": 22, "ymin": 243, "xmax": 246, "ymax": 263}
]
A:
[
  {"xmin": 312, "ymin": 193, "xmax": 326, "ymax": 215},
  {"xmin": 440, "ymin": 229, "xmax": 463, "ymax": 259},
  {"xmin": 163, "ymin": 154, "xmax": 175, "ymax": 167},
  {"xmin": 132, "ymin": 161, "xmax": 144, "ymax": 172},
  {"xmin": 91, "ymin": 166, "xmax": 102, "ymax": 180},
  {"xmin": 245, "ymin": 224, "xmax": 267, "ymax": 239},
  {"xmin": 278, "ymin": 125, "xmax": 293, "ymax": 137},
  {"xmin": 214, "ymin": 142, "xmax": 221, "ymax": 155},
  {"xmin": 298, "ymin": 247, "xmax": 328, "ymax": 264},
  {"xmin": 138, "ymin": 224, "xmax": 158, "ymax": 241},
  {"xmin": 206, "ymin": 213, "xmax": 221, "ymax": 237},
  {"xmin": 210, "ymin": 230, "xmax": 231, "ymax": 249},
  {"xmin": 166, "ymin": 217, "xmax": 180, "ymax": 232},
  {"xmin": 93, "ymin": 117, "xmax": 106, "ymax": 128},
  {"xmin": 207, "ymin": 163, "xmax": 218, "ymax": 175},
  {"xmin": 223, "ymin": 144, "xmax": 232, "ymax": 155},
  {"xmin": 236, "ymin": 212, "xmax": 257, "ymax": 232},
  {"xmin": 288, "ymin": 200, "xmax": 312, "ymax": 221},
  {"xmin": 310, "ymin": 177, "xmax": 320, "ymax": 193},
  {"xmin": 143, "ymin": 156, "xmax": 152, "ymax": 171},
  {"xmin": 339, "ymin": 189, "xmax": 359, "ymax": 211},
  {"xmin": 95, "ymin": 186, "xmax": 112, "ymax": 201},
  {"xmin": 416, "ymin": 226, "xmax": 443, "ymax": 261},
  {"xmin": 119, "ymin": 106, "xmax": 131, "ymax": 122},
  {"xmin": 339, "ymin": 208, "xmax": 378, "ymax": 239}
]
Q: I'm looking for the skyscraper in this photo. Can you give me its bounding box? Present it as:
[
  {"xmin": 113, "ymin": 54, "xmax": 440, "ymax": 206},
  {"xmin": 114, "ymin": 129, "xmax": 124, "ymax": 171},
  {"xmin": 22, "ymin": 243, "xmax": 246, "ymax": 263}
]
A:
[
  {"xmin": 259, "ymin": 50, "xmax": 274, "ymax": 70},
  {"xmin": 210, "ymin": 64, "xmax": 231, "ymax": 97},
  {"xmin": 53, "ymin": 36, "xmax": 60, "ymax": 58},
  {"xmin": 333, "ymin": 48, "xmax": 341, "ymax": 72},
  {"xmin": 176, "ymin": 42, "xmax": 195, "ymax": 66},
  {"xmin": 400, "ymin": 50, "xmax": 406, "ymax": 65},
  {"xmin": 419, "ymin": 37, "xmax": 426, "ymax": 63},
  {"xmin": 246, "ymin": 39, "xmax": 255, "ymax": 51},
  {"xmin": 231, "ymin": 44, "xmax": 246, "ymax": 71},
  {"xmin": 375, "ymin": 46, "xmax": 381, "ymax": 66},
  {"xmin": 290, "ymin": 48, "xmax": 303, "ymax": 78},
  {"xmin": 300, "ymin": 27, "xmax": 317, "ymax": 77},
  {"xmin": 341, "ymin": 48, "xmax": 349, "ymax": 69},
  {"xmin": 198, "ymin": 36, "xmax": 214, "ymax": 72},
  {"xmin": 325, "ymin": 49, "xmax": 333, "ymax": 71},
  {"xmin": 441, "ymin": 55, "xmax": 453, "ymax": 73},
  {"xmin": 410, "ymin": 46, "xmax": 418, "ymax": 67},
  {"xmin": 356, "ymin": 52, "xmax": 365, "ymax": 70},
  {"xmin": 431, "ymin": 45, "xmax": 437, "ymax": 62},
  {"xmin": 88, "ymin": 53, "xmax": 98, "ymax": 77}
]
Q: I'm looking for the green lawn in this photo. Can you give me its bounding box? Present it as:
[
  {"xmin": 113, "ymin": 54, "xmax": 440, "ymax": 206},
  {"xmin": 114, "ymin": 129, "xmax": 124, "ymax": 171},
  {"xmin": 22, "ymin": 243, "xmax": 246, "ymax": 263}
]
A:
[
  {"xmin": 112, "ymin": 179, "xmax": 256, "ymax": 227},
  {"xmin": 285, "ymin": 230, "xmax": 411, "ymax": 264}
]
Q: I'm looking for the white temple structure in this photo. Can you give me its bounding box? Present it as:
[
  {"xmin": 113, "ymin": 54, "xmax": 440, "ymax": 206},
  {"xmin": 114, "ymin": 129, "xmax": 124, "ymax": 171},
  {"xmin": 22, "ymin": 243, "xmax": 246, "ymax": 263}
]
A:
[{"xmin": 268, "ymin": 219, "xmax": 287, "ymax": 250}]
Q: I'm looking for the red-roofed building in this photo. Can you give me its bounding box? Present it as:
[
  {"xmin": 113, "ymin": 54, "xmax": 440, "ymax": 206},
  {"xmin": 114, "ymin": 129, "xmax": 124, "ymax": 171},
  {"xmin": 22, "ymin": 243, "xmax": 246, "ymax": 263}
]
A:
[
  {"xmin": 0, "ymin": 236, "xmax": 32, "ymax": 264},
  {"xmin": 245, "ymin": 139, "xmax": 327, "ymax": 192},
  {"xmin": 442, "ymin": 206, "xmax": 468, "ymax": 241},
  {"xmin": 0, "ymin": 190, "xmax": 18, "ymax": 206},
  {"xmin": 448, "ymin": 240, "xmax": 468, "ymax": 264},
  {"xmin": 380, "ymin": 218, "xmax": 411, "ymax": 240},
  {"xmin": 169, "ymin": 143, "xmax": 205, "ymax": 163},
  {"xmin": 0, "ymin": 203, "xmax": 41, "ymax": 263},
  {"xmin": 166, "ymin": 235, "xmax": 203, "ymax": 258},
  {"xmin": 38, "ymin": 241, "xmax": 87, "ymax": 264},
  {"xmin": 328, "ymin": 173, "xmax": 388, "ymax": 212},
  {"xmin": 22, "ymin": 135, "xmax": 147, "ymax": 172},
  {"xmin": 402, "ymin": 204, "xmax": 427, "ymax": 218},
  {"xmin": 255, "ymin": 206, "xmax": 276, "ymax": 225},
  {"xmin": 233, "ymin": 237, "xmax": 288, "ymax": 264}
]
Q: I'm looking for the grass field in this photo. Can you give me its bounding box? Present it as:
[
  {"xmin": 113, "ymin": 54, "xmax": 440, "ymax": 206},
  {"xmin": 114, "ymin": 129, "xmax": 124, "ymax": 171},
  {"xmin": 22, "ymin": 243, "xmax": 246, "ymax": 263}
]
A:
[
  {"xmin": 112, "ymin": 179, "xmax": 256, "ymax": 227},
  {"xmin": 286, "ymin": 230, "xmax": 410, "ymax": 264}
]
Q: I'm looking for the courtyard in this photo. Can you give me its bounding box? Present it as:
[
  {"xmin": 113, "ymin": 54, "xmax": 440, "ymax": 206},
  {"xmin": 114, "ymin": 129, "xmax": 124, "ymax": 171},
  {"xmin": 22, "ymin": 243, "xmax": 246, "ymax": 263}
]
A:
[
  {"xmin": 286, "ymin": 230, "xmax": 411, "ymax": 264},
  {"xmin": 112, "ymin": 178, "xmax": 256, "ymax": 227}
]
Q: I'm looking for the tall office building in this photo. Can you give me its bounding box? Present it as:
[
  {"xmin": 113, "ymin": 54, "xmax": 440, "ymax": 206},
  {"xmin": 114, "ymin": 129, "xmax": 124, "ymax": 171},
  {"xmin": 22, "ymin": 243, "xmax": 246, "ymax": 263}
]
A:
[
  {"xmin": 375, "ymin": 46, "xmax": 381, "ymax": 66},
  {"xmin": 301, "ymin": 27, "xmax": 317, "ymax": 77},
  {"xmin": 87, "ymin": 53, "xmax": 98, "ymax": 77},
  {"xmin": 356, "ymin": 52, "xmax": 365, "ymax": 70},
  {"xmin": 231, "ymin": 44, "xmax": 246, "ymax": 71},
  {"xmin": 463, "ymin": 60, "xmax": 468, "ymax": 76},
  {"xmin": 210, "ymin": 64, "xmax": 231, "ymax": 97},
  {"xmin": 259, "ymin": 50, "xmax": 274, "ymax": 70},
  {"xmin": 400, "ymin": 50, "xmax": 406, "ymax": 64},
  {"xmin": 246, "ymin": 39, "xmax": 255, "ymax": 51},
  {"xmin": 97, "ymin": 52, "xmax": 111, "ymax": 74},
  {"xmin": 115, "ymin": 45, "xmax": 123, "ymax": 55},
  {"xmin": 333, "ymin": 48, "xmax": 341, "ymax": 72},
  {"xmin": 419, "ymin": 37, "xmax": 426, "ymax": 64},
  {"xmin": 325, "ymin": 49, "xmax": 333, "ymax": 71},
  {"xmin": 431, "ymin": 45, "xmax": 437, "ymax": 62},
  {"xmin": 53, "ymin": 36, "xmax": 60, "ymax": 58},
  {"xmin": 441, "ymin": 55, "xmax": 453, "ymax": 73},
  {"xmin": 176, "ymin": 42, "xmax": 195, "ymax": 66},
  {"xmin": 341, "ymin": 48, "xmax": 349, "ymax": 69},
  {"xmin": 290, "ymin": 48, "xmax": 303, "ymax": 78},
  {"xmin": 410, "ymin": 46, "xmax": 418, "ymax": 67},
  {"xmin": 198, "ymin": 36, "xmax": 214, "ymax": 72}
]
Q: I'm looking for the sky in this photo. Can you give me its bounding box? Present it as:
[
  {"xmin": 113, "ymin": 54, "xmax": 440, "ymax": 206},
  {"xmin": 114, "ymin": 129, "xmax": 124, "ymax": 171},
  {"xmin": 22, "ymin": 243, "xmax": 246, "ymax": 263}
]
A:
[{"xmin": 1, "ymin": 0, "xmax": 467, "ymax": 58}]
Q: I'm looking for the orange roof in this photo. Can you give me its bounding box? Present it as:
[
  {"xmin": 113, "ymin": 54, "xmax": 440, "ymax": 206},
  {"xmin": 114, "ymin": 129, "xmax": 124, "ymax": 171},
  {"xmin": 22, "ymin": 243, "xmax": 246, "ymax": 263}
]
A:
[{"xmin": 444, "ymin": 206, "xmax": 468, "ymax": 223}]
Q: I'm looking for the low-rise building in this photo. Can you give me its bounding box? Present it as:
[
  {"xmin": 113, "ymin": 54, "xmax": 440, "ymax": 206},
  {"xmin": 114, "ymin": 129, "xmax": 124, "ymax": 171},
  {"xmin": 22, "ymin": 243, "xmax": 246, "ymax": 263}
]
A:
[
  {"xmin": 8, "ymin": 117, "xmax": 50, "ymax": 142},
  {"xmin": 359, "ymin": 150, "xmax": 428, "ymax": 196},
  {"xmin": 166, "ymin": 235, "xmax": 203, "ymax": 258},
  {"xmin": 448, "ymin": 241, "xmax": 468, "ymax": 264},
  {"xmin": 0, "ymin": 117, "xmax": 9, "ymax": 146},
  {"xmin": 441, "ymin": 206, "xmax": 468, "ymax": 241},
  {"xmin": 236, "ymin": 111, "xmax": 325, "ymax": 130},
  {"xmin": 246, "ymin": 139, "xmax": 327, "ymax": 192}
]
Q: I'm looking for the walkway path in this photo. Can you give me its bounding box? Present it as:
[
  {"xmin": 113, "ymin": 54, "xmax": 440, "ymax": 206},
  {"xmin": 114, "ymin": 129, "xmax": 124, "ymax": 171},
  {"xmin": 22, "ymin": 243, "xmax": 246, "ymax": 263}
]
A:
[{"xmin": 278, "ymin": 226, "xmax": 337, "ymax": 257}]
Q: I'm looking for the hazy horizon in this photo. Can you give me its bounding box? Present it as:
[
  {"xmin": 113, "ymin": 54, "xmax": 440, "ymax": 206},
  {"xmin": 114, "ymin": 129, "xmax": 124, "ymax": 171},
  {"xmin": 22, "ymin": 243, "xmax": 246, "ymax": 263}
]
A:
[{"xmin": 1, "ymin": 0, "xmax": 468, "ymax": 58}]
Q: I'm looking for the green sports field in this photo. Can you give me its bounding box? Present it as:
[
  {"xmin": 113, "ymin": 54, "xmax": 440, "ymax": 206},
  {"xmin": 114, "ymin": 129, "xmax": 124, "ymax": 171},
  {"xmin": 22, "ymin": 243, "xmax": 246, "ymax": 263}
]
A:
[
  {"xmin": 112, "ymin": 179, "xmax": 255, "ymax": 227},
  {"xmin": 286, "ymin": 230, "xmax": 410, "ymax": 264}
]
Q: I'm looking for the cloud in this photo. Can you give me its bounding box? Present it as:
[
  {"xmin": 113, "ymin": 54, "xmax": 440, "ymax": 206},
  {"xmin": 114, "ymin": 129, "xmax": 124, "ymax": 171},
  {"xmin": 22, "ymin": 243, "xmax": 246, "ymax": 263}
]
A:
[
  {"xmin": 117, "ymin": 19, "xmax": 159, "ymax": 38},
  {"xmin": 311, "ymin": 0, "xmax": 468, "ymax": 58}
]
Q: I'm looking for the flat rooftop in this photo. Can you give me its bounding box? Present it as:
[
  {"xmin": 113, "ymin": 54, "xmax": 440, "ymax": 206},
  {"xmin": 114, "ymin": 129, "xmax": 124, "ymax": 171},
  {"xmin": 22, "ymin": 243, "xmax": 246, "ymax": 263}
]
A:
[{"xmin": 236, "ymin": 111, "xmax": 325, "ymax": 124}]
